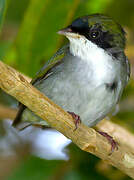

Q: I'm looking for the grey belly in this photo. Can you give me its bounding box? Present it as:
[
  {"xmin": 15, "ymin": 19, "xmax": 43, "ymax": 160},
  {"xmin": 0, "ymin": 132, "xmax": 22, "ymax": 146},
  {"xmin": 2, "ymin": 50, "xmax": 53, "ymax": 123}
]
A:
[
  {"xmin": 21, "ymin": 52, "xmax": 122, "ymax": 127},
  {"xmin": 22, "ymin": 72, "xmax": 118, "ymax": 127}
]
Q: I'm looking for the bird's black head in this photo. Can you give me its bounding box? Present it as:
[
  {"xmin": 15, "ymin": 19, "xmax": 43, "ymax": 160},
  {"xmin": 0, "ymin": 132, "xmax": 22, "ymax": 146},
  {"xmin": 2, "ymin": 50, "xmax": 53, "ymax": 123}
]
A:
[{"xmin": 59, "ymin": 14, "xmax": 126, "ymax": 51}]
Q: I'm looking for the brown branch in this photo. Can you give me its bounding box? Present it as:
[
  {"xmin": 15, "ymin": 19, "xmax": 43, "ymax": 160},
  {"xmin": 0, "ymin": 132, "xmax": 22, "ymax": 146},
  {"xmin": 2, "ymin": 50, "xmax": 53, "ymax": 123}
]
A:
[{"xmin": 0, "ymin": 61, "xmax": 134, "ymax": 178}]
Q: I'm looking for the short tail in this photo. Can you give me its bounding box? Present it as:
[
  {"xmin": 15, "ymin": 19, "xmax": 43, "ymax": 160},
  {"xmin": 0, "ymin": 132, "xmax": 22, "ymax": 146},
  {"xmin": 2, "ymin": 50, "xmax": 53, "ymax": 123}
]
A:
[{"xmin": 12, "ymin": 104, "xmax": 26, "ymax": 128}]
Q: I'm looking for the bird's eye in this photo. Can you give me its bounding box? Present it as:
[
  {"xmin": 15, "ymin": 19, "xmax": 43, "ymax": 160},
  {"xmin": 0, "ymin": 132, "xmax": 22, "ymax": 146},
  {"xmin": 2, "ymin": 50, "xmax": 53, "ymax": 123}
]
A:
[{"xmin": 90, "ymin": 30, "xmax": 100, "ymax": 39}]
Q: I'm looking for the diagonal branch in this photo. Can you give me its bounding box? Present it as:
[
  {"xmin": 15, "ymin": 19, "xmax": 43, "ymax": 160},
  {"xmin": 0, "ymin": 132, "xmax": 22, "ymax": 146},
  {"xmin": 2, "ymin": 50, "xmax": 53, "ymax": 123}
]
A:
[{"xmin": 0, "ymin": 61, "xmax": 134, "ymax": 178}]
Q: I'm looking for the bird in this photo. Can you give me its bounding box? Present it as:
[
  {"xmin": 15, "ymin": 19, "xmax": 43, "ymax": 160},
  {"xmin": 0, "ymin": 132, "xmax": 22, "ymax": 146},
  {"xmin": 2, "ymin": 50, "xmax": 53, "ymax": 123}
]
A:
[{"xmin": 12, "ymin": 13, "xmax": 130, "ymax": 152}]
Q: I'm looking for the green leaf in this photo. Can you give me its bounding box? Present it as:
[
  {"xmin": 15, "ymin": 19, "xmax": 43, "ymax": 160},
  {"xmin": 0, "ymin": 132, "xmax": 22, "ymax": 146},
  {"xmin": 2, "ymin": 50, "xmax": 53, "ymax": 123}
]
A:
[
  {"xmin": 29, "ymin": 0, "xmax": 80, "ymax": 76},
  {"xmin": 0, "ymin": 0, "xmax": 7, "ymax": 31},
  {"xmin": 13, "ymin": 0, "xmax": 49, "ymax": 75},
  {"xmin": 86, "ymin": 0, "xmax": 110, "ymax": 13},
  {"xmin": 5, "ymin": 0, "xmax": 80, "ymax": 76},
  {"xmin": 74, "ymin": 0, "xmax": 111, "ymax": 19}
]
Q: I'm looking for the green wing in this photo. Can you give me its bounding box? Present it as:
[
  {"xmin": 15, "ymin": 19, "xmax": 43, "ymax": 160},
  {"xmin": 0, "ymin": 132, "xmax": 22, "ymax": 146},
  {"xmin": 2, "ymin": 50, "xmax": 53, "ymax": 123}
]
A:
[
  {"xmin": 31, "ymin": 44, "xmax": 69, "ymax": 85},
  {"xmin": 12, "ymin": 44, "xmax": 69, "ymax": 128}
]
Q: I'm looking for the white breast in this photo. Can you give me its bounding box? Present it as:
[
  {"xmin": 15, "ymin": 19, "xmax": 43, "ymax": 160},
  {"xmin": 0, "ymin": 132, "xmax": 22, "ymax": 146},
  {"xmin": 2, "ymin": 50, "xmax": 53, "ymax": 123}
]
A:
[
  {"xmin": 67, "ymin": 35, "xmax": 119, "ymax": 86},
  {"xmin": 65, "ymin": 35, "xmax": 122, "ymax": 126}
]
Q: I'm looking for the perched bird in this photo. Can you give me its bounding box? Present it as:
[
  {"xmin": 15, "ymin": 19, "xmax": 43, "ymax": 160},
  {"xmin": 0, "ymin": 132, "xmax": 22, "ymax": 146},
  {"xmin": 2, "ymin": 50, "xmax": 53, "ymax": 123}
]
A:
[{"xmin": 13, "ymin": 14, "xmax": 130, "ymax": 152}]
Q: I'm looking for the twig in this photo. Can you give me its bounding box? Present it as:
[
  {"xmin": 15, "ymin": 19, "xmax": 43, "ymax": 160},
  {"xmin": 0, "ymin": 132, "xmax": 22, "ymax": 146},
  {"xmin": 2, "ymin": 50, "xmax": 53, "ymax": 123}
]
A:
[{"xmin": 0, "ymin": 61, "xmax": 134, "ymax": 178}]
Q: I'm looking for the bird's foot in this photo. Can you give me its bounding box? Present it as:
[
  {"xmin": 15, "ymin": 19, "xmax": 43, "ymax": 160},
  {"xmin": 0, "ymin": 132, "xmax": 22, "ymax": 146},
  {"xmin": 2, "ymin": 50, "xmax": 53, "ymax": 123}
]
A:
[
  {"xmin": 97, "ymin": 131, "xmax": 118, "ymax": 155},
  {"xmin": 67, "ymin": 111, "xmax": 81, "ymax": 131},
  {"xmin": 18, "ymin": 124, "xmax": 50, "ymax": 131}
]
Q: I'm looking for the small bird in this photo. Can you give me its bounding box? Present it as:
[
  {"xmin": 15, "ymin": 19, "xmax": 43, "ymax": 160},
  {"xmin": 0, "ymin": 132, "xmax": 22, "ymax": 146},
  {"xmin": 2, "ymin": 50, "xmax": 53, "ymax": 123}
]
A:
[{"xmin": 13, "ymin": 14, "xmax": 130, "ymax": 152}]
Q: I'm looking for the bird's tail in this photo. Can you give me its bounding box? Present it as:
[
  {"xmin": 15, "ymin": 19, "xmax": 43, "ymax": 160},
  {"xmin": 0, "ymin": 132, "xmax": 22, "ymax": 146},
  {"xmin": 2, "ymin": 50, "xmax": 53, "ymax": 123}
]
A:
[{"xmin": 12, "ymin": 104, "xmax": 26, "ymax": 129}]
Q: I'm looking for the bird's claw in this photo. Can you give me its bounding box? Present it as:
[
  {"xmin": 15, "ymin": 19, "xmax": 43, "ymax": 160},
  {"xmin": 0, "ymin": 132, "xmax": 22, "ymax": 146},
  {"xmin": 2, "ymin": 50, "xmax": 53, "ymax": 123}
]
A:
[
  {"xmin": 67, "ymin": 111, "xmax": 81, "ymax": 131},
  {"xmin": 97, "ymin": 131, "xmax": 118, "ymax": 155}
]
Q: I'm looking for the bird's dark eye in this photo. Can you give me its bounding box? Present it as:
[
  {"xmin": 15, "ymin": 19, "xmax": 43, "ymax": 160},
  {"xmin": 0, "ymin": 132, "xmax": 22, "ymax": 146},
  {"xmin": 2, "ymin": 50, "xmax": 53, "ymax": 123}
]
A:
[{"xmin": 90, "ymin": 30, "xmax": 100, "ymax": 39}]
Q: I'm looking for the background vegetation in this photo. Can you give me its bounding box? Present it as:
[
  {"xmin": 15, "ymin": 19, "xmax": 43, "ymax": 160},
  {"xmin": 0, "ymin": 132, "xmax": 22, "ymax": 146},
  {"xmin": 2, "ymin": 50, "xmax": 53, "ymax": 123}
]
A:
[{"xmin": 0, "ymin": 0, "xmax": 134, "ymax": 179}]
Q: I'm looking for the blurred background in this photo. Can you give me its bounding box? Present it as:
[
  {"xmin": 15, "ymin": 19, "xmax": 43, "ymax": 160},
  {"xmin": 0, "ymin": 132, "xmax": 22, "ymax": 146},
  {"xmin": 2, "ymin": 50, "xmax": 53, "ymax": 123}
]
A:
[{"xmin": 0, "ymin": 0, "xmax": 134, "ymax": 179}]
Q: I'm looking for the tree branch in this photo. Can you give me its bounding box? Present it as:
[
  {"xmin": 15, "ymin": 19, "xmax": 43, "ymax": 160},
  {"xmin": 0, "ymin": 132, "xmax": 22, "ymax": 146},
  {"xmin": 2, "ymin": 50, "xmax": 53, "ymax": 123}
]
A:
[{"xmin": 0, "ymin": 61, "xmax": 134, "ymax": 178}]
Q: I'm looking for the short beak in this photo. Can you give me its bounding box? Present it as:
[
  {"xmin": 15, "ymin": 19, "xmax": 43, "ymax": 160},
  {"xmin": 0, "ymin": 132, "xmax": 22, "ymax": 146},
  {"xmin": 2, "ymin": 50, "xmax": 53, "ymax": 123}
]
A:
[
  {"xmin": 58, "ymin": 27, "xmax": 72, "ymax": 35},
  {"xmin": 58, "ymin": 27, "xmax": 81, "ymax": 39}
]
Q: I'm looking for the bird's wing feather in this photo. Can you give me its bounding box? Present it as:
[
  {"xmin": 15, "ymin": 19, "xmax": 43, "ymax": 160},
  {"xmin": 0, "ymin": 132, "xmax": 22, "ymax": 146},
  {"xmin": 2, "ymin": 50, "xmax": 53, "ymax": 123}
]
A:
[
  {"xmin": 31, "ymin": 44, "xmax": 69, "ymax": 85},
  {"xmin": 125, "ymin": 57, "xmax": 130, "ymax": 85},
  {"xmin": 12, "ymin": 44, "xmax": 69, "ymax": 128}
]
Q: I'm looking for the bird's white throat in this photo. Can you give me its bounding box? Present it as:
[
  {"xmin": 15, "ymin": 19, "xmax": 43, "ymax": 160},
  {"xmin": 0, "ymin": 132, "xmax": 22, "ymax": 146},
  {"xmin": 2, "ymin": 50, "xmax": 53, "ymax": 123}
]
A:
[
  {"xmin": 67, "ymin": 35, "xmax": 109, "ymax": 63},
  {"xmin": 67, "ymin": 35, "xmax": 116, "ymax": 84}
]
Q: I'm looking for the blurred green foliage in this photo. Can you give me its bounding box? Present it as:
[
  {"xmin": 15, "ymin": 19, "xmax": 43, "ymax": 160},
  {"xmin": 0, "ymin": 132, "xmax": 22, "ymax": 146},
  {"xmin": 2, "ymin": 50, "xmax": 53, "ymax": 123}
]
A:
[
  {"xmin": 0, "ymin": 0, "xmax": 134, "ymax": 180},
  {"xmin": 0, "ymin": 0, "xmax": 6, "ymax": 29},
  {"xmin": 8, "ymin": 146, "xmax": 109, "ymax": 180}
]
